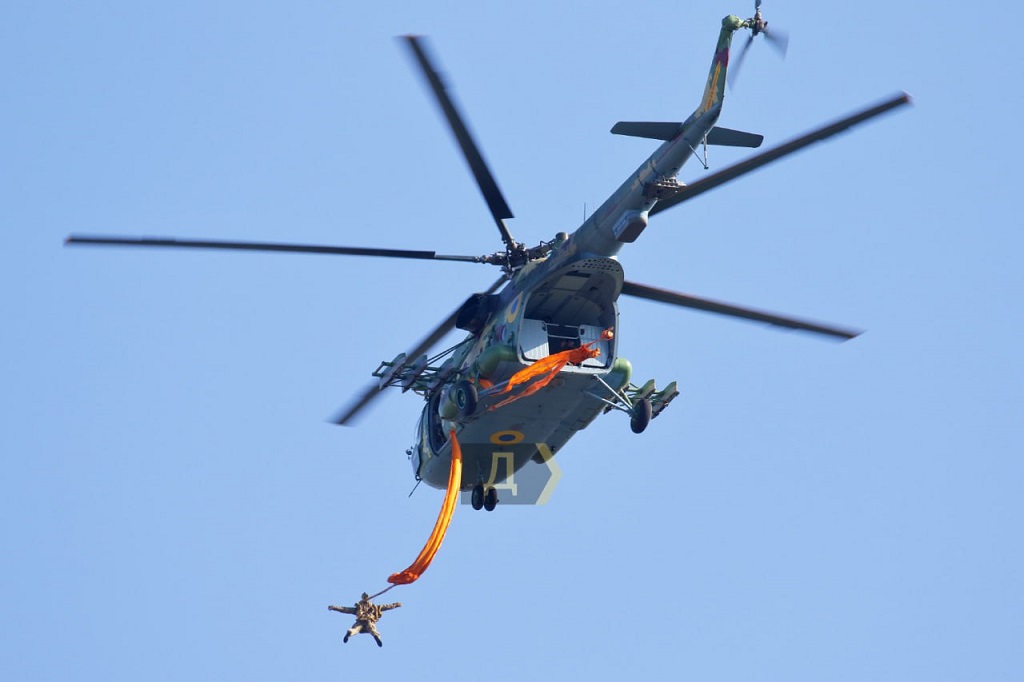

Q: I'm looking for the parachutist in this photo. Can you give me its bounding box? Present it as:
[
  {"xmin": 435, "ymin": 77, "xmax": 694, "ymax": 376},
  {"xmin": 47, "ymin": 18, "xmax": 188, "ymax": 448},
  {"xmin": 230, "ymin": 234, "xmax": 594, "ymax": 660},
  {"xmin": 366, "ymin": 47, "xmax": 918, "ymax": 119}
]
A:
[{"xmin": 329, "ymin": 593, "xmax": 402, "ymax": 647}]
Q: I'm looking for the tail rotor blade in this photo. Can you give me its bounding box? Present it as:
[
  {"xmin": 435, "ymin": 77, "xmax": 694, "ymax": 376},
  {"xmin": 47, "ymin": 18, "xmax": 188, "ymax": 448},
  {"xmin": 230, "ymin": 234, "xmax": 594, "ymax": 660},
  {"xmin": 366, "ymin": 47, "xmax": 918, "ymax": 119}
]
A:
[
  {"xmin": 763, "ymin": 26, "xmax": 789, "ymax": 57},
  {"xmin": 729, "ymin": 34, "xmax": 755, "ymax": 87}
]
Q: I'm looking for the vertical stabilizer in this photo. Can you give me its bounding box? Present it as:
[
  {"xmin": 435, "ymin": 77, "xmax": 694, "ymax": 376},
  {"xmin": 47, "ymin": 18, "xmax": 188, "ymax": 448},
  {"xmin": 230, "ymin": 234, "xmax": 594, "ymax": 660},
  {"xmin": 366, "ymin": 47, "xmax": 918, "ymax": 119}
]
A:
[{"xmin": 695, "ymin": 16, "xmax": 746, "ymax": 116}]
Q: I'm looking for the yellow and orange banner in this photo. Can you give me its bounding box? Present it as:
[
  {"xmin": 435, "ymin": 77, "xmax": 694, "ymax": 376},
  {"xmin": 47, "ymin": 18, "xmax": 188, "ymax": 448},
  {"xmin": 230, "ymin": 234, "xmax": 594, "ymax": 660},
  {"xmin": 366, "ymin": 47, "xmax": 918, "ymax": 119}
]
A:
[{"xmin": 387, "ymin": 429, "xmax": 462, "ymax": 585}]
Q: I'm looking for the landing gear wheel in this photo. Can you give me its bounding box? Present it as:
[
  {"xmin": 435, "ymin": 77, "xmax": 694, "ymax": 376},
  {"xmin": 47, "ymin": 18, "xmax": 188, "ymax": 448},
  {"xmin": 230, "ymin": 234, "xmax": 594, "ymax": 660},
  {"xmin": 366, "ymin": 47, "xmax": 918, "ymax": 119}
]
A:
[
  {"xmin": 483, "ymin": 486, "xmax": 498, "ymax": 512},
  {"xmin": 471, "ymin": 483, "xmax": 484, "ymax": 511},
  {"xmin": 453, "ymin": 380, "xmax": 478, "ymax": 419},
  {"xmin": 630, "ymin": 397, "xmax": 652, "ymax": 434}
]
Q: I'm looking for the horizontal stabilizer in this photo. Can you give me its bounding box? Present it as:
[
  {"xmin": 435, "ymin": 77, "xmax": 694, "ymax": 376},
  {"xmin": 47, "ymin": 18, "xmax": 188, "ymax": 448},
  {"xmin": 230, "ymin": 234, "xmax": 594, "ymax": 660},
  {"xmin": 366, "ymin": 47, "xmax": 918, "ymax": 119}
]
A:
[
  {"xmin": 706, "ymin": 126, "xmax": 763, "ymax": 148},
  {"xmin": 610, "ymin": 121, "xmax": 682, "ymax": 141},
  {"xmin": 611, "ymin": 122, "xmax": 762, "ymax": 147}
]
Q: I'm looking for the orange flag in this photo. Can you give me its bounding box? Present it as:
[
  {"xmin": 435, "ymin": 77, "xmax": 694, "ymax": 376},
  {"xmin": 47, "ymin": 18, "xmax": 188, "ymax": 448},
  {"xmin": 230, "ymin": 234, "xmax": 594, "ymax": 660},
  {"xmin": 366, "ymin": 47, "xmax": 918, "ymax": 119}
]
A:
[
  {"xmin": 491, "ymin": 341, "xmax": 603, "ymax": 410},
  {"xmin": 502, "ymin": 343, "xmax": 600, "ymax": 393},
  {"xmin": 502, "ymin": 330, "xmax": 611, "ymax": 395},
  {"xmin": 387, "ymin": 429, "xmax": 463, "ymax": 585}
]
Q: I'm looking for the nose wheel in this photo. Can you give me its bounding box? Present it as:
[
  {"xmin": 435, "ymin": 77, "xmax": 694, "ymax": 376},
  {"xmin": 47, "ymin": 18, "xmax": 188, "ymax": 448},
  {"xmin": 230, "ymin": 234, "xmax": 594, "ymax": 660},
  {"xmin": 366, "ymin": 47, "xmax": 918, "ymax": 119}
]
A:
[{"xmin": 470, "ymin": 483, "xmax": 498, "ymax": 511}]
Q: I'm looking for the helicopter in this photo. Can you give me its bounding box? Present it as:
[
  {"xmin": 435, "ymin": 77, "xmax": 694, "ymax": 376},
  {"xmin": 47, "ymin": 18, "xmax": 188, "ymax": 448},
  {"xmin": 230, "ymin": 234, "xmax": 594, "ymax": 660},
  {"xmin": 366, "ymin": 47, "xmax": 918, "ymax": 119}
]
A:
[{"xmin": 66, "ymin": 7, "xmax": 910, "ymax": 512}]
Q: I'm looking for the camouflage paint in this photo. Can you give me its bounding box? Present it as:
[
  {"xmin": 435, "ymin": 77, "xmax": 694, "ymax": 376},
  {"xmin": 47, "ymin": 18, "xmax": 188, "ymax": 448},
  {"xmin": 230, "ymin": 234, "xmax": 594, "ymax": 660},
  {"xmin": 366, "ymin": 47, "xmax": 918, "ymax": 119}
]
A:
[{"xmin": 699, "ymin": 15, "xmax": 745, "ymax": 115}]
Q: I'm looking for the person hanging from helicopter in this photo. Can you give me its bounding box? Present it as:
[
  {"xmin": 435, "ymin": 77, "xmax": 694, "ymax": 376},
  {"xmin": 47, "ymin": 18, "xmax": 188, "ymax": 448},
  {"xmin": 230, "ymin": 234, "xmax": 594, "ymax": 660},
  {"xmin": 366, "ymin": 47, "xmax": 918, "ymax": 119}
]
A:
[
  {"xmin": 329, "ymin": 593, "xmax": 402, "ymax": 647},
  {"xmin": 328, "ymin": 430, "xmax": 460, "ymax": 648}
]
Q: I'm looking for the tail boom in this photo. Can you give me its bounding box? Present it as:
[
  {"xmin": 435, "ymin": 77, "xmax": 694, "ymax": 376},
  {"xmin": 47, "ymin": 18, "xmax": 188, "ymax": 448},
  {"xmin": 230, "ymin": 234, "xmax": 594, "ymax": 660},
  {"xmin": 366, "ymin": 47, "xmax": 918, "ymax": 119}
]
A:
[{"xmin": 571, "ymin": 16, "xmax": 745, "ymax": 256}]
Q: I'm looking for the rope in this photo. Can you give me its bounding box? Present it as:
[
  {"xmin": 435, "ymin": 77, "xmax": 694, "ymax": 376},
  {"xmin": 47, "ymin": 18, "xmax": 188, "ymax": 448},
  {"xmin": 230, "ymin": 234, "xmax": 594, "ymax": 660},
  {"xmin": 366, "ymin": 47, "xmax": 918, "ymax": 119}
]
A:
[{"xmin": 368, "ymin": 584, "xmax": 398, "ymax": 600}]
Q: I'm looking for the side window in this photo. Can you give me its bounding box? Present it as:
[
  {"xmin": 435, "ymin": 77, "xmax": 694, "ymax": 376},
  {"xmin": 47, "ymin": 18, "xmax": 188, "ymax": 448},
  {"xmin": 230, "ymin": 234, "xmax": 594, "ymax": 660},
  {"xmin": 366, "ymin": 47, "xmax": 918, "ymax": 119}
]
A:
[
  {"xmin": 546, "ymin": 323, "xmax": 582, "ymax": 353},
  {"xmin": 427, "ymin": 393, "xmax": 448, "ymax": 453}
]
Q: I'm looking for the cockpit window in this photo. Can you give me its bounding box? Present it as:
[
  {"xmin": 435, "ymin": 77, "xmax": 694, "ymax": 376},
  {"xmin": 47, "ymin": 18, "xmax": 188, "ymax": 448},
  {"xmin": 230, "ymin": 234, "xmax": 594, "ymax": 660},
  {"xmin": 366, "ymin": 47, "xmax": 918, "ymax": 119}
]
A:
[{"xmin": 427, "ymin": 393, "xmax": 448, "ymax": 453}]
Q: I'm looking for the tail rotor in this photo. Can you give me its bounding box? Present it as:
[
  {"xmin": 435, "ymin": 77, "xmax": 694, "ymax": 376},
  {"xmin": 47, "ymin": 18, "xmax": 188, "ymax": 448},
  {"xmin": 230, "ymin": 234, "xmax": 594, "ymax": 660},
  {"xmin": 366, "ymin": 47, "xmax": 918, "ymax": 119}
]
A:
[{"xmin": 730, "ymin": 0, "xmax": 789, "ymax": 87}]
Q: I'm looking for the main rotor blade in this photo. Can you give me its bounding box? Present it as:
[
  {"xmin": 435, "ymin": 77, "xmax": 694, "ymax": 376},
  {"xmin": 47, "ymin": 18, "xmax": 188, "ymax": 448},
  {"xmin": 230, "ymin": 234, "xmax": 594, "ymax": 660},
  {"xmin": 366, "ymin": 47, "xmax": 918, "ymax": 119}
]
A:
[
  {"xmin": 332, "ymin": 275, "xmax": 507, "ymax": 425},
  {"xmin": 64, "ymin": 235, "xmax": 485, "ymax": 263},
  {"xmin": 620, "ymin": 280, "xmax": 861, "ymax": 340},
  {"xmin": 649, "ymin": 92, "xmax": 911, "ymax": 217},
  {"xmin": 403, "ymin": 35, "xmax": 517, "ymax": 249}
]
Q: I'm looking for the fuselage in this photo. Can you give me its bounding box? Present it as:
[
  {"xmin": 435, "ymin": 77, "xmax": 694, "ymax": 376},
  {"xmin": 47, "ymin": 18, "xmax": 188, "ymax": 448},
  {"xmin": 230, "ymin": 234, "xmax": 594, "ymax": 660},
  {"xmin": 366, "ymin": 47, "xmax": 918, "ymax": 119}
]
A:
[{"xmin": 412, "ymin": 17, "xmax": 744, "ymax": 492}]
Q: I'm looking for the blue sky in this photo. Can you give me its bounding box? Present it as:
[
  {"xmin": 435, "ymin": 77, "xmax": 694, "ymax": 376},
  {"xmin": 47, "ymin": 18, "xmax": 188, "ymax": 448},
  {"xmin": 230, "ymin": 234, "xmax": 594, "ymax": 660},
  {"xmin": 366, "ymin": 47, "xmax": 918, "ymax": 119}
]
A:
[{"xmin": 3, "ymin": 1, "xmax": 1022, "ymax": 679}]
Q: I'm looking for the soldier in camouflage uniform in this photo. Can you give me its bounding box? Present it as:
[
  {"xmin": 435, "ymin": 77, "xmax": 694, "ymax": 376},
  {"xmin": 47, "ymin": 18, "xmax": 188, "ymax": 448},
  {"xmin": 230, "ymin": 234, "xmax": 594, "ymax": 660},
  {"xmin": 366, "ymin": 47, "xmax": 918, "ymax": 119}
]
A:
[{"xmin": 329, "ymin": 593, "xmax": 402, "ymax": 647}]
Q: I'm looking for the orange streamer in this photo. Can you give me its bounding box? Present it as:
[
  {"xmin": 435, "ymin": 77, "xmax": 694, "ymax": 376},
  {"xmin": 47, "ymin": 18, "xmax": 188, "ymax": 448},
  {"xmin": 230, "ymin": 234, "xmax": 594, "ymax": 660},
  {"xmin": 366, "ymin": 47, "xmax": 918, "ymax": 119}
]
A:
[
  {"xmin": 490, "ymin": 342, "xmax": 601, "ymax": 410},
  {"xmin": 503, "ymin": 343, "xmax": 600, "ymax": 393},
  {"xmin": 387, "ymin": 429, "xmax": 463, "ymax": 585}
]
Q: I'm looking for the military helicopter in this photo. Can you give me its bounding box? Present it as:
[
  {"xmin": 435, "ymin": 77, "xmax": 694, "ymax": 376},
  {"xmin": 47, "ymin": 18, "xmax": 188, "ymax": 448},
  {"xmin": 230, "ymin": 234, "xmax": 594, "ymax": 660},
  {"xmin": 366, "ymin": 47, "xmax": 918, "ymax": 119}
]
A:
[{"xmin": 67, "ymin": 6, "xmax": 909, "ymax": 512}]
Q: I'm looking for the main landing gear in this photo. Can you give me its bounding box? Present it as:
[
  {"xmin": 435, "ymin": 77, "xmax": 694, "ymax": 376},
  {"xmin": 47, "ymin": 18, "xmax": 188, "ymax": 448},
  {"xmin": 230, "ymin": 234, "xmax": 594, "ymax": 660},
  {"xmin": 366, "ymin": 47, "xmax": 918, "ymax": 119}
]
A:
[
  {"xmin": 588, "ymin": 377, "xmax": 679, "ymax": 435},
  {"xmin": 470, "ymin": 483, "xmax": 498, "ymax": 512},
  {"xmin": 630, "ymin": 397, "xmax": 652, "ymax": 434}
]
